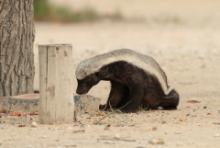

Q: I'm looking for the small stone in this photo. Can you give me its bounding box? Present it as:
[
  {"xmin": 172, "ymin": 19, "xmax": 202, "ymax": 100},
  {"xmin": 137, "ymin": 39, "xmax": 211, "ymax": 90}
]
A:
[
  {"xmin": 26, "ymin": 144, "xmax": 33, "ymax": 148},
  {"xmin": 197, "ymin": 123, "xmax": 201, "ymax": 126},
  {"xmin": 67, "ymin": 126, "xmax": 74, "ymax": 130},
  {"xmin": 157, "ymin": 106, "xmax": 163, "ymax": 110},
  {"xmin": 41, "ymin": 135, "xmax": 47, "ymax": 139},
  {"xmin": 149, "ymin": 138, "xmax": 165, "ymax": 145},
  {"xmin": 152, "ymin": 126, "xmax": 157, "ymax": 131},
  {"xmin": 179, "ymin": 116, "xmax": 187, "ymax": 122},
  {"xmin": 0, "ymin": 125, "xmax": 4, "ymax": 129},
  {"xmin": 115, "ymin": 134, "xmax": 120, "ymax": 139},
  {"xmin": 203, "ymin": 106, "xmax": 207, "ymax": 109},
  {"xmin": 161, "ymin": 121, "xmax": 167, "ymax": 124},
  {"xmin": 31, "ymin": 121, "xmax": 38, "ymax": 127},
  {"xmin": 104, "ymin": 124, "xmax": 111, "ymax": 130},
  {"xmin": 214, "ymin": 133, "xmax": 220, "ymax": 137}
]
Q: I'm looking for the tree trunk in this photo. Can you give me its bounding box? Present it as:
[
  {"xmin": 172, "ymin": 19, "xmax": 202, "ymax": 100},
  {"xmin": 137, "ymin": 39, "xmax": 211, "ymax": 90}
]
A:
[{"xmin": 0, "ymin": 0, "xmax": 35, "ymax": 96}]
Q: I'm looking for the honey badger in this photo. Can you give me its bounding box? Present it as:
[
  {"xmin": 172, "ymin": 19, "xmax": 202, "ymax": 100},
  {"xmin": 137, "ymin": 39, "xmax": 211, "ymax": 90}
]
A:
[{"xmin": 75, "ymin": 49, "xmax": 179, "ymax": 113}]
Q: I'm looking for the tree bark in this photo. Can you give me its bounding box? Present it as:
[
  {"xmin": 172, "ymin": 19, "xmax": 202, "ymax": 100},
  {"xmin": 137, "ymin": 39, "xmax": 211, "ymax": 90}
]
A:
[{"xmin": 0, "ymin": 0, "xmax": 35, "ymax": 96}]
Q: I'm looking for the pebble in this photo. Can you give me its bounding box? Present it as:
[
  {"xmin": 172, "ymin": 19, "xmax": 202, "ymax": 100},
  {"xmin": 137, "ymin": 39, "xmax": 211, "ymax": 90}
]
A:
[
  {"xmin": 115, "ymin": 134, "xmax": 120, "ymax": 139},
  {"xmin": 161, "ymin": 121, "xmax": 167, "ymax": 124},
  {"xmin": 67, "ymin": 126, "xmax": 74, "ymax": 130},
  {"xmin": 152, "ymin": 126, "xmax": 157, "ymax": 131},
  {"xmin": 41, "ymin": 135, "xmax": 47, "ymax": 139},
  {"xmin": 186, "ymin": 113, "xmax": 190, "ymax": 116},
  {"xmin": 31, "ymin": 121, "xmax": 38, "ymax": 127},
  {"xmin": 207, "ymin": 113, "xmax": 212, "ymax": 115},
  {"xmin": 104, "ymin": 124, "xmax": 111, "ymax": 130},
  {"xmin": 149, "ymin": 138, "xmax": 165, "ymax": 145},
  {"xmin": 214, "ymin": 133, "xmax": 220, "ymax": 137},
  {"xmin": 26, "ymin": 144, "xmax": 34, "ymax": 148}
]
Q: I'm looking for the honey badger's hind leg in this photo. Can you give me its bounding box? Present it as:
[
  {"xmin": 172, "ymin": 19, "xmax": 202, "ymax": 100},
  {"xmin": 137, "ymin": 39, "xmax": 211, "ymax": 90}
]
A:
[
  {"xmin": 99, "ymin": 81, "xmax": 127, "ymax": 111},
  {"xmin": 120, "ymin": 84, "xmax": 144, "ymax": 113},
  {"xmin": 159, "ymin": 89, "xmax": 180, "ymax": 110}
]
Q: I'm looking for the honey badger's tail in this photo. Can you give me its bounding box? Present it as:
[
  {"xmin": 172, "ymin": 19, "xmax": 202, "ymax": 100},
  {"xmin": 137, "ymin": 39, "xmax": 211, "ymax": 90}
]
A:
[{"xmin": 160, "ymin": 89, "xmax": 180, "ymax": 110}]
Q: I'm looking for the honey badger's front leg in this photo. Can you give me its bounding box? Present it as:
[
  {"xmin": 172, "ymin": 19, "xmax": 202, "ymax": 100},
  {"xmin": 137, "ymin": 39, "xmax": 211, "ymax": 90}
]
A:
[{"xmin": 99, "ymin": 81, "xmax": 126, "ymax": 111}]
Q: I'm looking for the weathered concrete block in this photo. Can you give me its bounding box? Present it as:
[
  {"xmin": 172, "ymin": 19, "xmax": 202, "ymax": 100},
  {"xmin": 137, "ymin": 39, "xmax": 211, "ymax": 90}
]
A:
[
  {"xmin": 74, "ymin": 95, "xmax": 101, "ymax": 115},
  {"xmin": 0, "ymin": 94, "xmax": 101, "ymax": 116},
  {"xmin": 0, "ymin": 94, "xmax": 39, "ymax": 113}
]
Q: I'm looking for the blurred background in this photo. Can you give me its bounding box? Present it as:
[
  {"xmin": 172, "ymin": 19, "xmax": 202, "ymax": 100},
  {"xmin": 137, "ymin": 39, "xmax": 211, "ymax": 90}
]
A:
[
  {"xmin": 34, "ymin": 0, "xmax": 220, "ymax": 102},
  {"xmin": 34, "ymin": 0, "xmax": 220, "ymax": 25}
]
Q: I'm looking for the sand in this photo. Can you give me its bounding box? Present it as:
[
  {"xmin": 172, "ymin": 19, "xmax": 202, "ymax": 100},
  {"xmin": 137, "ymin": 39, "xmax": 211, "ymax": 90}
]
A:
[{"xmin": 1, "ymin": 0, "xmax": 220, "ymax": 147}]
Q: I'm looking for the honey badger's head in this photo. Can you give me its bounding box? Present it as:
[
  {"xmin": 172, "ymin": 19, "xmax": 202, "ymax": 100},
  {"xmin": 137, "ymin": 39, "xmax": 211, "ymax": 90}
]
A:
[{"xmin": 76, "ymin": 73, "xmax": 100, "ymax": 94}]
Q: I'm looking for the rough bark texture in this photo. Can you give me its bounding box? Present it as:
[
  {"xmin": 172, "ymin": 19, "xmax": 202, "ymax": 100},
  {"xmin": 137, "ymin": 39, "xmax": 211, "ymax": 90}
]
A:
[{"xmin": 0, "ymin": 0, "xmax": 35, "ymax": 96}]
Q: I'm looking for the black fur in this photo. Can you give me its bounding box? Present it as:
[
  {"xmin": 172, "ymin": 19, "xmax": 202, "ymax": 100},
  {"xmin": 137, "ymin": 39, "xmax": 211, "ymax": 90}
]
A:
[{"xmin": 76, "ymin": 61, "xmax": 179, "ymax": 113}]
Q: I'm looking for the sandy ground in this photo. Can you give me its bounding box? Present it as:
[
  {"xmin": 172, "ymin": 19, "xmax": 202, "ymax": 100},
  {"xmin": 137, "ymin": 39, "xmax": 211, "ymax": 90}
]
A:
[{"xmin": 1, "ymin": 0, "xmax": 220, "ymax": 147}]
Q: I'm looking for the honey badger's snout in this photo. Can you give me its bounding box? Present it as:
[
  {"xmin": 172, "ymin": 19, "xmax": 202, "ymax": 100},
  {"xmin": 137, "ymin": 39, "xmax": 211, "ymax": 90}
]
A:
[
  {"xmin": 76, "ymin": 76, "xmax": 100, "ymax": 95},
  {"xmin": 76, "ymin": 87, "xmax": 88, "ymax": 95},
  {"xmin": 76, "ymin": 82, "xmax": 90, "ymax": 95}
]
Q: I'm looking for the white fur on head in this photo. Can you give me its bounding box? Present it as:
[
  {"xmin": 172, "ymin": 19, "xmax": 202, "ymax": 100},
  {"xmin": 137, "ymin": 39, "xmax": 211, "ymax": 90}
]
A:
[{"xmin": 76, "ymin": 49, "xmax": 172, "ymax": 95}]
